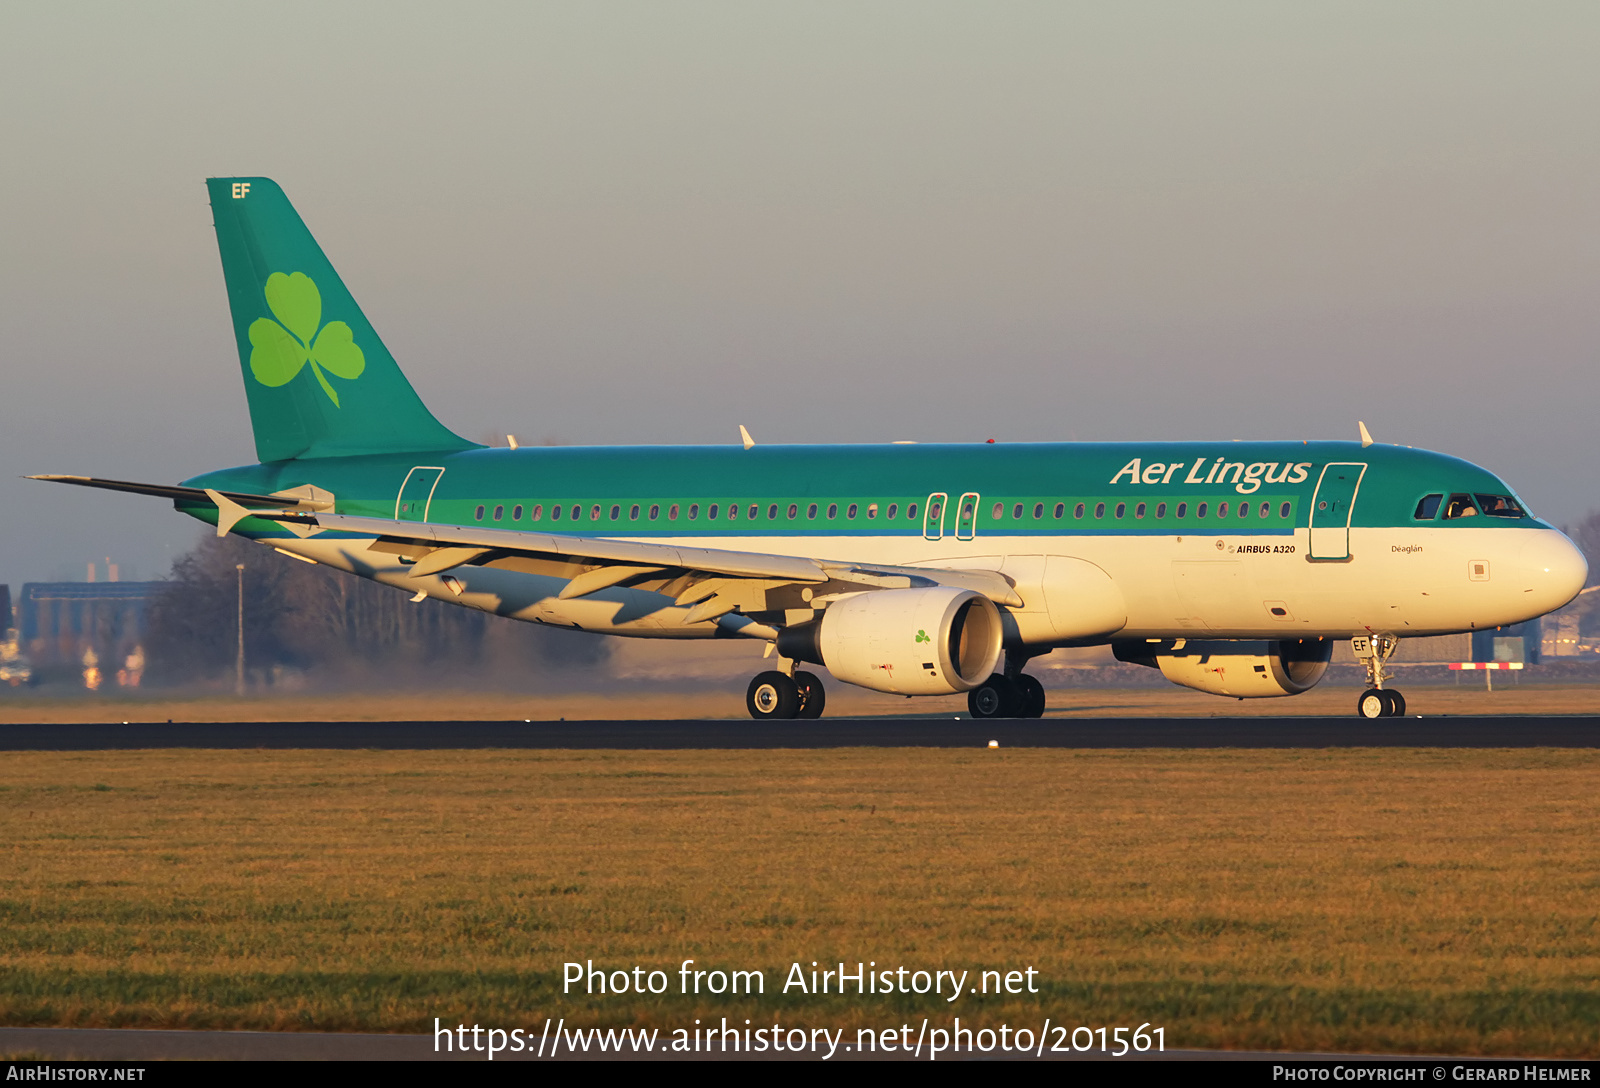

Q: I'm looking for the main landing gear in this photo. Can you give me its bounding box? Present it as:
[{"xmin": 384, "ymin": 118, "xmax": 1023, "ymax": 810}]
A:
[
  {"xmin": 1353, "ymin": 634, "xmax": 1407, "ymax": 718},
  {"xmin": 967, "ymin": 655, "xmax": 1047, "ymax": 719},
  {"xmin": 746, "ymin": 668, "xmax": 826, "ymax": 720}
]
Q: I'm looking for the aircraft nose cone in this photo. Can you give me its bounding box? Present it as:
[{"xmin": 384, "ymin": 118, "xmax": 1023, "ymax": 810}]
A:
[{"xmin": 1519, "ymin": 531, "xmax": 1588, "ymax": 614}]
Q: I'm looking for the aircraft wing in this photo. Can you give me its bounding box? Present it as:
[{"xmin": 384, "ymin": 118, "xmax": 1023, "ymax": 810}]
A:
[
  {"xmin": 28, "ymin": 475, "xmax": 1023, "ymax": 621},
  {"xmin": 311, "ymin": 512, "xmax": 1025, "ymax": 621}
]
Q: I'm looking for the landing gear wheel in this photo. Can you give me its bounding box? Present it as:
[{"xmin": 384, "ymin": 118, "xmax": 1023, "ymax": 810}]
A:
[
  {"xmin": 1388, "ymin": 689, "xmax": 1406, "ymax": 717},
  {"xmin": 794, "ymin": 672, "xmax": 826, "ymax": 719},
  {"xmin": 968, "ymin": 674, "xmax": 1018, "ymax": 719},
  {"xmin": 1015, "ymin": 674, "xmax": 1046, "ymax": 719},
  {"xmin": 1358, "ymin": 689, "xmax": 1397, "ymax": 719},
  {"xmin": 747, "ymin": 671, "xmax": 800, "ymax": 720}
]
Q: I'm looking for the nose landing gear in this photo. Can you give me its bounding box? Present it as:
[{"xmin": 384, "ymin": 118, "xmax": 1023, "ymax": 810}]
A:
[{"xmin": 1353, "ymin": 635, "xmax": 1407, "ymax": 718}]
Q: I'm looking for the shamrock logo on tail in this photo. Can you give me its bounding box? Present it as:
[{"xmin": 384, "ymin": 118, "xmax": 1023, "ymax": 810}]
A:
[{"xmin": 247, "ymin": 272, "xmax": 365, "ymax": 406}]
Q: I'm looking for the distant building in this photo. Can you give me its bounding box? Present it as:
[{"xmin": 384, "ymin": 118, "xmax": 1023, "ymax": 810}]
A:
[{"xmin": 18, "ymin": 582, "xmax": 164, "ymax": 669}]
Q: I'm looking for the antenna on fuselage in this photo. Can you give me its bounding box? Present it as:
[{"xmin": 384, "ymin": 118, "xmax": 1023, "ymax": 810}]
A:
[
  {"xmin": 739, "ymin": 425, "xmax": 755, "ymax": 450},
  {"xmin": 1358, "ymin": 421, "xmax": 1374, "ymax": 448}
]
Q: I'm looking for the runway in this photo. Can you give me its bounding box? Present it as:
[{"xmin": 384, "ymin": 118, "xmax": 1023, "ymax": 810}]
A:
[{"xmin": 0, "ymin": 716, "xmax": 1595, "ymax": 749}]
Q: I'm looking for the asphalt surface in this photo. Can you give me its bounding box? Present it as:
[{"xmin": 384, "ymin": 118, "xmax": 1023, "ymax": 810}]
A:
[{"xmin": 0, "ymin": 716, "xmax": 1595, "ymax": 749}]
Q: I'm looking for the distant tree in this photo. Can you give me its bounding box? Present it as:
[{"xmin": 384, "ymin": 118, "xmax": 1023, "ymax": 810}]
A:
[
  {"xmin": 1571, "ymin": 511, "xmax": 1600, "ymax": 588},
  {"xmin": 145, "ymin": 534, "xmax": 609, "ymax": 686}
]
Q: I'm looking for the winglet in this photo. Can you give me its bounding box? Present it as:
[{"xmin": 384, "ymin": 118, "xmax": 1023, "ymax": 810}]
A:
[
  {"xmin": 739, "ymin": 425, "xmax": 755, "ymax": 450},
  {"xmin": 1358, "ymin": 421, "xmax": 1374, "ymax": 448}
]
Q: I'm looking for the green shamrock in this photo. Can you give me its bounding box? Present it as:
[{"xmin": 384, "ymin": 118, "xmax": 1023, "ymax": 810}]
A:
[
  {"xmin": 915, "ymin": 629, "xmax": 930, "ymax": 643},
  {"xmin": 247, "ymin": 272, "xmax": 365, "ymax": 407}
]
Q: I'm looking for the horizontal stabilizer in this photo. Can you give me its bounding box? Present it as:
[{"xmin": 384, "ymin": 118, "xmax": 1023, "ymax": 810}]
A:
[{"xmin": 28, "ymin": 475, "xmax": 332, "ymax": 511}]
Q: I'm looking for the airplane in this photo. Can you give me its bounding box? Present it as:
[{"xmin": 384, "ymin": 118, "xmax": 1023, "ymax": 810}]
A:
[{"xmin": 32, "ymin": 178, "xmax": 1588, "ymax": 721}]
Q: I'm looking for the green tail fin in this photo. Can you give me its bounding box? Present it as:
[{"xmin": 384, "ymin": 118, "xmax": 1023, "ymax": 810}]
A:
[{"xmin": 207, "ymin": 177, "xmax": 478, "ymax": 462}]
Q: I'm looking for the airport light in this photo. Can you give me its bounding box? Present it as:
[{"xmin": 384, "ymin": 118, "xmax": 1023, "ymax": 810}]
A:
[{"xmin": 235, "ymin": 564, "xmax": 245, "ymax": 697}]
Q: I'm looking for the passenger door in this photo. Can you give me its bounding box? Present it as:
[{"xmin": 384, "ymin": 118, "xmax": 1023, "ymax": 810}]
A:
[
  {"xmin": 923, "ymin": 493, "xmax": 948, "ymax": 541},
  {"xmin": 395, "ymin": 467, "xmax": 445, "ymax": 522},
  {"xmin": 956, "ymin": 492, "xmax": 980, "ymax": 541},
  {"xmin": 1308, "ymin": 463, "xmax": 1366, "ymax": 559}
]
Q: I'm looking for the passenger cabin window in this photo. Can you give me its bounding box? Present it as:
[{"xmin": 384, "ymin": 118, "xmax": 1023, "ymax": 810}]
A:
[
  {"xmin": 493, "ymin": 505, "xmax": 504, "ymax": 520},
  {"xmin": 1155, "ymin": 502, "xmax": 1166, "ymax": 518},
  {"xmin": 727, "ymin": 504, "xmax": 737, "ymax": 520},
  {"xmin": 866, "ymin": 503, "xmax": 877, "ymax": 519},
  {"xmin": 1176, "ymin": 502, "xmax": 1187, "ymax": 518},
  {"xmin": 992, "ymin": 502, "xmax": 1004, "ymax": 520},
  {"xmin": 1134, "ymin": 502, "xmax": 1146, "ymax": 519},
  {"xmin": 610, "ymin": 504, "xmax": 620, "ymax": 520},
  {"xmin": 827, "ymin": 503, "xmax": 838, "ymax": 519},
  {"xmin": 668, "ymin": 504, "xmax": 679, "ymax": 520},
  {"xmin": 886, "ymin": 503, "xmax": 898, "ymax": 519},
  {"xmin": 1196, "ymin": 502, "xmax": 1207, "ymax": 518},
  {"xmin": 788, "ymin": 503, "xmax": 798, "ymax": 519},
  {"xmin": 1054, "ymin": 503, "xmax": 1064, "ymax": 519},
  {"xmin": 808, "ymin": 504, "xmax": 818, "ymax": 519},
  {"xmin": 1415, "ymin": 494, "xmax": 1443, "ymax": 520},
  {"xmin": 1094, "ymin": 503, "xmax": 1105, "ymax": 519},
  {"xmin": 1075, "ymin": 503, "xmax": 1085, "ymax": 519},
  {"xmin": 571, "ymin": 505, "xmax": 581, "ymax": 520},
  {"xmin": 1218, "ymin": 502, "xmax": 1229, "ymax": 517},
  {"xmin": 764, "ymin": 504, "xmax": 775, "ymax": 519},
  {"xmin": 1012, "ymin": 503, "xmax": 1024, "ymax": 519},
  {"xmin": 1444, "ymin": 494, "xmax": 1478, "ymax": 519},
  {"xmin": 1114, "ymin": 503, "xmax": 1126, "ymax": 518},
  {"xmin": 551, "ymin": 505, "xmax": 562, "ymax": 520},
  {"xmin": 846, "ymin": 504, "xmax": 858, "ymax": 519},
  {"xmin": 1033, "ymin": 502, "xmax": 1044, "ymax": 519},
  {"xmin": 908, "ymin": 503, "xmax": 919, "ymax": 520},
  {"xmin": 708, "ymin": 504, "xmax": 719, "ymax": 520},
  {"xmin": 630, "ymin": 504, "xmax": 640, "ymax": 520},
  {"xmin": 648, "ymin": 504, "xmax": 659, "ymax": 520},
  {"xmin": 532, "ymin": 504, "xmax": 543, "ymax": 521},
  {"xmin": 1278, "ymin": 502, "xmax": 1290, "ymax": 518},
  {"xmin": 1239, "ymin": 502, "xmax": 1249, "ymax": 519},
  {"xmin": 689, "ymin": 504, "xmax": 700, "ymax": 520}
]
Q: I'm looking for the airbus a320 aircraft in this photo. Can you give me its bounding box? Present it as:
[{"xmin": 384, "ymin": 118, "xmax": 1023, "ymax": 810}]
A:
[{"xmin": 35, "ymin": 179, "xmax": 1588, "ymax": 720}]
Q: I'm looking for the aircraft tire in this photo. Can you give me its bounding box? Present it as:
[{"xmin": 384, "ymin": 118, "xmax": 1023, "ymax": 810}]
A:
[
  {"xmin": 968, "ymin": 674, "xmax": 1019, "ymax": 719},
  {"xmin": 748, "ymin": 671, "xmax": 801, "ymax": 720},
  {"xmin": 794, "ymin": 672, "xmax": 826, "ymax": 719},
  {"xmin": 1357, "ymin": 689, "xmax": 1390, "ymax": 719},
  {"xmin": 1388, "ymin": 690, "xmax": 1406, "ymax": 717},
  {"xmin": 1015, "ymin": 674, "xmax": 1047, "ymax": 718}
]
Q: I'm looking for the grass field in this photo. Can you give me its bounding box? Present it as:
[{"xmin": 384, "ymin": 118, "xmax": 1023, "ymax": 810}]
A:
[
  {"xmin": 0, "ymin": 746, "xmax": 1596, "ymax": 1055},
  {"xmin": 2, "ymin": 680, "xmax": 1599, "ymax": 724}
]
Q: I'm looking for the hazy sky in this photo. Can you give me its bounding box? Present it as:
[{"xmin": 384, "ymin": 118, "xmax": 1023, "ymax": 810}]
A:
[{"xmin": 3, "ymin": 2, "xmax": 1597, "ymax": 584}]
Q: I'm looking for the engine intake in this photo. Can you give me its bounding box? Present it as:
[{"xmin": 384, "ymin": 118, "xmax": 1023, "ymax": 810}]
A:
[
  {"xmin": 777, "ymin": 587, "xmax": 1003, "ymax": 695},
  {"xmin": 1113, "ymin": 638, "xmax": 1332, "ymax": 698}
]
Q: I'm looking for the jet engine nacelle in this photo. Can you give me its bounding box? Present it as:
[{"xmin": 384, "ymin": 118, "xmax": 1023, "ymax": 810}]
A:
[
  {"xmin": 777, "ymin": 587, "xmax": 1004, "ymax": 695},
  {"xmin": 1114, "ymin": 638, "xmax": 1332, "ymax": 698}
]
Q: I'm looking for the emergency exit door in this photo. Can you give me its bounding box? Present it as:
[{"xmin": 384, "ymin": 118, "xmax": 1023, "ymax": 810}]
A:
[
  {"xmin": 1308, "ymin": 463, "xmax": 1366, "ymax": 559},
  {"xmin": 396, "ymin": 467, "xmax": 445, "ymax": 522}
]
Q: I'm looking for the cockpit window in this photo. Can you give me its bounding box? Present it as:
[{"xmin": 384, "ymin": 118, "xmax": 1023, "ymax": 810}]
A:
[
  {"xmin": 1443, "ymin": 494, "xmax": 1478, "ymax": 519},
  {"xmin": 1475, "ymin": 494, "xmax": 1526, "ymax": 519},
  {"xmin": 1414, "ymin": 494, "xmax": 1443, "ymax": 520}
]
